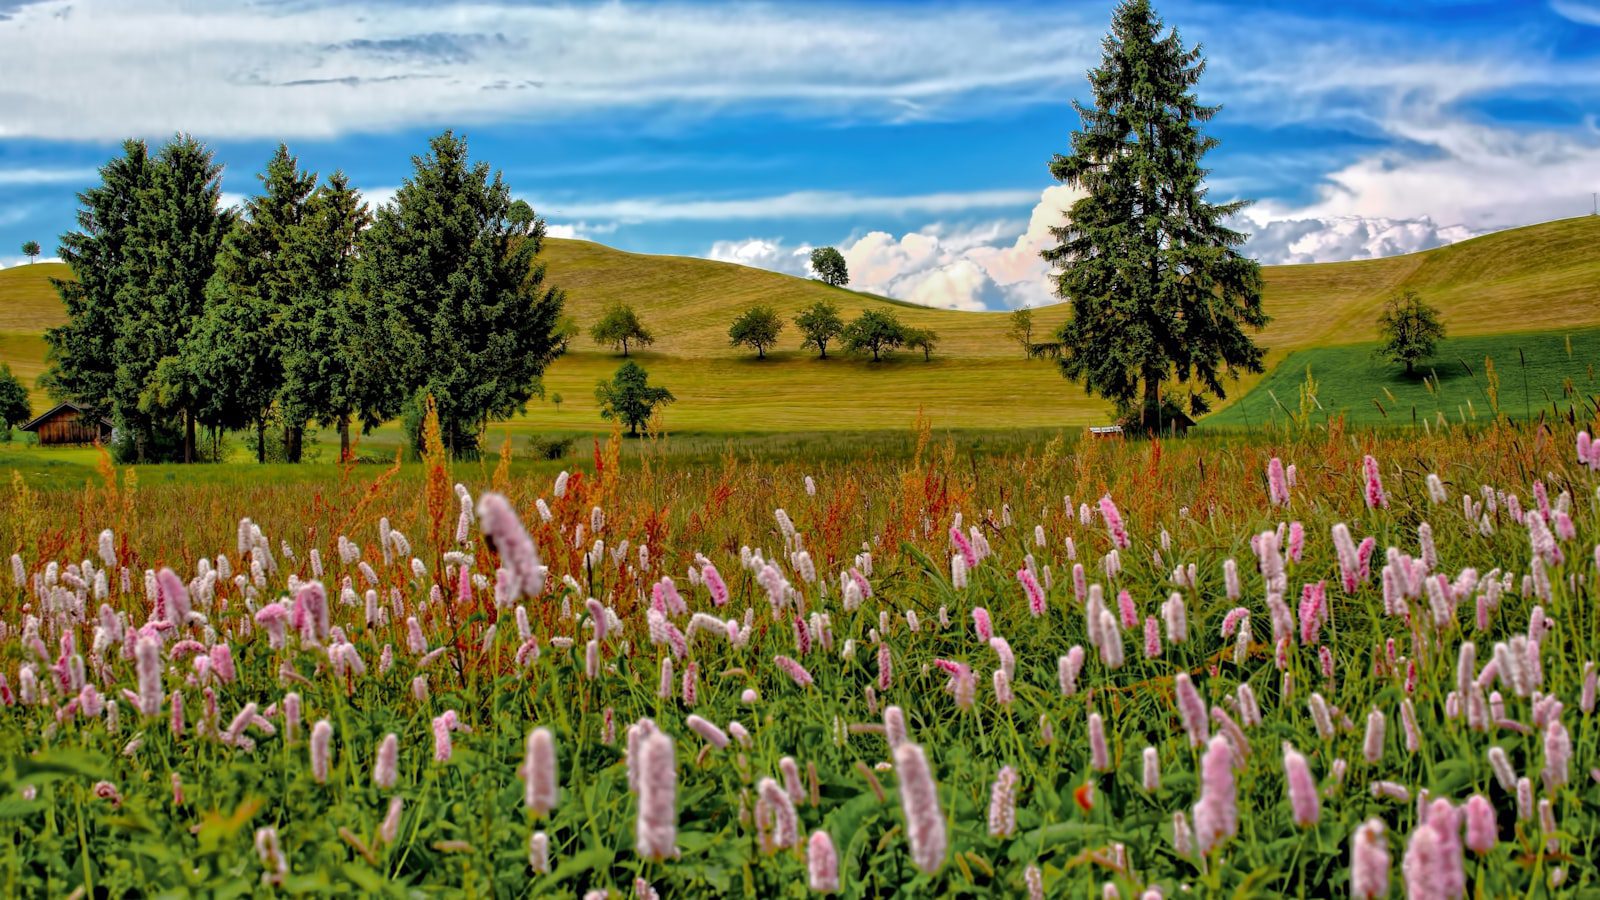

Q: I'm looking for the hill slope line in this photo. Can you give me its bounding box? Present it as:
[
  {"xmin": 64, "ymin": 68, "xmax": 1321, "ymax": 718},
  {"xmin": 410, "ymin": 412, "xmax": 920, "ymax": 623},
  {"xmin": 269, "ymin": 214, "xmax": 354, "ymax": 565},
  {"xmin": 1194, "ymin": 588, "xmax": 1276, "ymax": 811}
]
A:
[{"xmin": 2, "ymin": 215, "xmax": 1596, "ymax": 431}]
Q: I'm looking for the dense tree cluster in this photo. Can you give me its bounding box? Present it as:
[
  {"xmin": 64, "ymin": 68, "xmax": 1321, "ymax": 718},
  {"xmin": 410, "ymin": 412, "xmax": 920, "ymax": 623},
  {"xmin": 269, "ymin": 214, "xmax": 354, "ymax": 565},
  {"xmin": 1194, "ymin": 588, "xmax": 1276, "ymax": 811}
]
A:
[{"xmin": 41, "ymin": 131, "xmax": 565, "ymax": 461}]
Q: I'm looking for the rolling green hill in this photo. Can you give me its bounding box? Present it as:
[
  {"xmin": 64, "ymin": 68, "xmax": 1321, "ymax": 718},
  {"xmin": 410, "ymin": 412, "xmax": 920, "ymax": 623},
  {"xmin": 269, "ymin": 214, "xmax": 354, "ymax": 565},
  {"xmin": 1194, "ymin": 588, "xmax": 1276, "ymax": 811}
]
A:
[{"xmin": 1, "ymin": 215, "xmax": 1597, "ymax": 435}]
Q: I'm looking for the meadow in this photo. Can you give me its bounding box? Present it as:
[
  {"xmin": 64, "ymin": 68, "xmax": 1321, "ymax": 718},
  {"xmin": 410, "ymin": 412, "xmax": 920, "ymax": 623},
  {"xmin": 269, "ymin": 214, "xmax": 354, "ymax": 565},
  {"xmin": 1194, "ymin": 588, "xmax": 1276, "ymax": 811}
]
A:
[{"xmin": 1, "ymin": 417, "xmax": 1596, "ymax": 897}]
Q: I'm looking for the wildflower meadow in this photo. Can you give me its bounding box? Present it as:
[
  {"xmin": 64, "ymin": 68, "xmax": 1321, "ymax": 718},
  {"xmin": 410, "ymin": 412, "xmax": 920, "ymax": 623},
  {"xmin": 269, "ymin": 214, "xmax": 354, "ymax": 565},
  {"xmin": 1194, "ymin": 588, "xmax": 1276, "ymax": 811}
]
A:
[{"xmin": 1, "ymin": 418, "xmax": 1597, "ymax": 897}]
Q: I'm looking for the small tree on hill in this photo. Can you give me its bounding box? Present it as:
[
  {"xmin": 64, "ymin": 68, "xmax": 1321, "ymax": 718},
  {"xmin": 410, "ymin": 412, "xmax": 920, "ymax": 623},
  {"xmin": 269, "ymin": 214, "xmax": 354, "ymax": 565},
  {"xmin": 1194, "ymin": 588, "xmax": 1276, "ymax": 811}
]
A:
[
  {"xmin": 1007, "ymin": 307, "xmax": 1034, "ymax": 356},
  {"xmin": 1377, "ymin": 290, "xmax": 1446, "ymax": 376},
  {"xmin": 795, "ymin": 300, "xmax": 844, "ymax": 359},
  {"xmin": 596, "ymin": 360, "xmax": 674, "ymax": 436},
  {"xmin": 0, "ymin": 363, "xmax": 30, "ymax": 433},
  {"xmin": 20, "ymin": 241, "xmax": 40, "ymax": 264},
  {"xmin": 551, "ymin": 392, "xmax": 563, "ymax": 412},
  {"xmin": 904, "ymin": 326, "xmax": 939, "ymax": 361},
  {"xmin": 590, "ymin": 302, "xmax": 655, "ymax": 356},
  {"xmin": 554, "ymin": 315, "xmax": 580, "ymax": 353},
  {"xmin": 843, "ymin": 309, "xmax": 906, "ymax": 362},
  {"xmin": 810, "ymin": 247, "xmax": 849, "ymax": 287},
  {"xmin": 728, "ymin": 305, "xmax": 784, "ymax": 359}
]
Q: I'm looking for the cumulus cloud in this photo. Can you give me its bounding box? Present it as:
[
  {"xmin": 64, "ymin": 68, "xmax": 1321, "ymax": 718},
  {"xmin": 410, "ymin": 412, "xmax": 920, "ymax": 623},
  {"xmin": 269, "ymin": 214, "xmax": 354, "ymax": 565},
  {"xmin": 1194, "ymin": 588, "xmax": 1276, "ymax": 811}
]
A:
[
  {"xmin": 1240, "ymin": 215, "xmax": 1479, "ymax": 265},
  {"xmin": 0, "ymin": 0, "xmax": 1098, "ymax": 140},
  {"xmin": 701, "ymin": 185, "xmax": 1083, "ymax": 311},
  {"xmin": 705, "ymin": 238, "xmax": 814, "ymax": 278}
]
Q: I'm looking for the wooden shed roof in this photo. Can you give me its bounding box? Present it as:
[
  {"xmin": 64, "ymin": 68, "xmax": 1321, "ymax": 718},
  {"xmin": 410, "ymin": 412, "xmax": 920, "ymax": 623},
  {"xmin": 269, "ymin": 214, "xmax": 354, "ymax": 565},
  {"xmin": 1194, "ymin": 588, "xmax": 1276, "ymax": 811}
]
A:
[{"xmin": 19, "ymin": 401, "xmax": 113, "ymax": 432}]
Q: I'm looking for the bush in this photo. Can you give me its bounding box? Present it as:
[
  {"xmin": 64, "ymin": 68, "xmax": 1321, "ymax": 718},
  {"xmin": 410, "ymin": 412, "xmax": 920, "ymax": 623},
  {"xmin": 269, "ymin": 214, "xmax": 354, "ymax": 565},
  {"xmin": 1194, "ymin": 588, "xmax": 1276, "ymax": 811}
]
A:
[{"xmin": 528, "ymin": 435, "xmax": 575, "ymax": 460}]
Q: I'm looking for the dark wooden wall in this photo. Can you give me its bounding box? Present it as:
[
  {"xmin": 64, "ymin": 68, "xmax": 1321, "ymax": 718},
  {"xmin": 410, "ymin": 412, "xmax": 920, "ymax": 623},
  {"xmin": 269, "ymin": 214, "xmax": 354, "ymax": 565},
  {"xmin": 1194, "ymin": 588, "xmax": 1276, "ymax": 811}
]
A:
[{"xmin": 33, "ymin": 409, "xmax": 106, "ymax": 445}]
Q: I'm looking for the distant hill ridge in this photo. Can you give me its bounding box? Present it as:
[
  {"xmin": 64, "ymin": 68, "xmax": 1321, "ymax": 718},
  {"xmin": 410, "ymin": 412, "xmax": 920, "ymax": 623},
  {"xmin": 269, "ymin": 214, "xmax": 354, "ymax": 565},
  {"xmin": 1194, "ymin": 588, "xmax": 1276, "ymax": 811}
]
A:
[{"xmin": 2, "ymin": 215, "xmax": 1596, "ymax": 430}]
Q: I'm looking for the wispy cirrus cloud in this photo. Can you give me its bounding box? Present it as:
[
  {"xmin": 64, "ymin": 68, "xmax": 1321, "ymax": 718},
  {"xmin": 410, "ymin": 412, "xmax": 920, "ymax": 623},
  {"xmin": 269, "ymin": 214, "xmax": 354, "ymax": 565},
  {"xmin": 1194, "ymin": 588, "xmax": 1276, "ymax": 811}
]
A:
[
  {"xmin": 0, "ymin": 0, "xmax": 1100, "ymax": 141},
  {"xmin": 1551, "ymin": 0, "xmax": 1600, "ymax": 26},
  {"xmin": 0, "ymin": 167, "xmax": 98, "ymax": 185},
  {"xmin": 536, "ymin": 189, "xmax": 1042, "ymax": 225}
]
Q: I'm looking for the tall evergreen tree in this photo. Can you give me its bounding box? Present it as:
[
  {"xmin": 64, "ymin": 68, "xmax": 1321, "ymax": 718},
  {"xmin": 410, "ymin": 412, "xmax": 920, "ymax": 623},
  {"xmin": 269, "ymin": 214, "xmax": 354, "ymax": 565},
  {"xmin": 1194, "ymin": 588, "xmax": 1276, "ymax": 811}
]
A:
[
  {"xmin": 42, "ymin": 140, "xmax": 152, "ymax": 424},
  {"xmin": 353, "ymin": 131, "xmax": 565, "ymax": 457},
  {"xmin": 1044, "ymin": 0, "xmax": 1266, "ymax": 431},
  {"xmin": 281, "ymin": 171, "xmax": 370, "ymax": 462},
  {"xmin": 193, "ymin": 145, "xmax": 315, "ymax": 462},
  {"xmin": 129, "ymin": 136, "xmax": 234, "ymax": 462}
]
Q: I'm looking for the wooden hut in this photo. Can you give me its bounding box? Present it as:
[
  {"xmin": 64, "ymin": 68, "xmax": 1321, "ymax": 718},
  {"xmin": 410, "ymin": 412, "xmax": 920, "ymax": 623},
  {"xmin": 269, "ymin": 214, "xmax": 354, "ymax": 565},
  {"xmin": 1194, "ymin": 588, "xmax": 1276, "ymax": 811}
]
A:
[{"xmin": 19, "ymin": 402, "xmax": 113, "ymax": 446}]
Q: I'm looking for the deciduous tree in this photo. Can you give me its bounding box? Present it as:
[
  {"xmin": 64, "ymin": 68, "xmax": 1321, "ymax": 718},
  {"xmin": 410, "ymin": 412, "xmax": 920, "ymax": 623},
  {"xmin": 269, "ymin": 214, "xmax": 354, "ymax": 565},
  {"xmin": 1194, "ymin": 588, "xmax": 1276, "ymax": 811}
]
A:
[
  {"xmin": 0, "ymin": 363, "xmax": 29, "ymax": 432},
  {"xmin": 904, "ymin": 326, "xmax": 939, "ymax": 361},
  {"xmin": 842, "ymin": 309, "xmax": 906, "ymax": 362},
  {"xmin": 595, "ymin": 360, "xmax": 674, "ymax": 436},
  {"xmin": 794, "ymin": 300, "xmax": 844, "ymax": 359},
  {"xmin": 728, "ymin": 305, "xmax": 784, "ymax": 359},
  {"xmin": 1376, "ymin": 290, "xmax": 1446, "ymax": 376},
  {"xmin": 19, "ymin": 241, "xmax": 40, "ymax": 264},
  {"xmin": 589, "ymin": 302, "xmax": 654, "ymax": 356},
  {"xmin": 810, "ymin": 247, "xmax": 849, "ymax": 287},
  {"xmin": 1007, "ymin": 307, "xmax": 1034, "ymax": 356}
]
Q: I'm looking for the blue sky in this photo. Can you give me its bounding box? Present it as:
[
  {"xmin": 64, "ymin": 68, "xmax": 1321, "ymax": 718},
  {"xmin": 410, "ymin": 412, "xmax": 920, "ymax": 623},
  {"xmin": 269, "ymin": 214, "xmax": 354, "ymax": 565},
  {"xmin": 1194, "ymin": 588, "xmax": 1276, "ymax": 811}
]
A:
[{"xmin": 2, "ymin": 0, "xmax": 1598, "ymax": 309}]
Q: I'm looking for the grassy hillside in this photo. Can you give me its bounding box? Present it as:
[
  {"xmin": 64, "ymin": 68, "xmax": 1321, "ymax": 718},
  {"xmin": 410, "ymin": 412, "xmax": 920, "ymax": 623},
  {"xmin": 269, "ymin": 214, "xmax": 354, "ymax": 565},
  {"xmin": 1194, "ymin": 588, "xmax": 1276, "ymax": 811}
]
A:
[
  {"xmin": 1206, "ymin": 326, "xmax": 1600, "ymax": 428},
  {"xmin": 2, "ymin": 215, "xmax": 1597, "ymax": 435}
]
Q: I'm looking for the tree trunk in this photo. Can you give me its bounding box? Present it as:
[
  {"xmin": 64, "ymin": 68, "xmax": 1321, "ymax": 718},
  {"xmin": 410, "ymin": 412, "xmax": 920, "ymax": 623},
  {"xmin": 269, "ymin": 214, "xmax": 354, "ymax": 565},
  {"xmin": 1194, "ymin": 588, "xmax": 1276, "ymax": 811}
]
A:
[
  {"xmin": 183, "ymin": 408, "xmax": 196, "ymax": 463},
  {"xmin": 339, "ymin": 415, "xmax": 351, "ymax": 463},
  {"xmin": 1142, "ymin": 366, "xmax": 1162, "ymax": 434},
  {"xmin": 256, "ymin": 418, "xmax": 267, "ymax": 464},
  {"xmin": 286, "ymin": 424, "xmax": 303, "ymax": 463}
]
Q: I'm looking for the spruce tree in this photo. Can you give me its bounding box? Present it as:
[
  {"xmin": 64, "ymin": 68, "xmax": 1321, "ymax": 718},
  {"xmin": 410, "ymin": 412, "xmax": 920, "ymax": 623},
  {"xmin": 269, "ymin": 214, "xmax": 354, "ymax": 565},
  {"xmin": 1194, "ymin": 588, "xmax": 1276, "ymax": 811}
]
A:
[
  {"xmin": 353, "ymin": 131, "xmax": 565, "ymax": 457},
  {"xmin": 281, "ymin": 171, "xmax": 370, "ymax": 462},
  {"xmin": 1044, "ymin": 0, "xmax": 1266, "ymax": 431},
  {"xmin": 194, "ymin": 145, "xmax": 315, "ymax": 461},
  {"xmin": 43, "ymin": 140, "xmax": 152, "ymax": 426},
  {"xmin": 130, "ymin": 136, "xmax": 233, "ymax": 462}
]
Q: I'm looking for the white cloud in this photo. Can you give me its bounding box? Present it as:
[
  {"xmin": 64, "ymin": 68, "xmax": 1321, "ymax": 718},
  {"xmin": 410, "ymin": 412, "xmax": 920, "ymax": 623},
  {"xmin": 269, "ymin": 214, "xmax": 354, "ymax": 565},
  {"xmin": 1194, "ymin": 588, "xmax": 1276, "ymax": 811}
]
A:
[
  {"xmin": 535, "ymin": 188, "xmax": 1041, "ymax": 224},
  {"xmin": 0, "ymin": 166, "xmax": 97, "ymax": 185},
  {"xmin": 1240, "ymin": 215, "xmax": 1479, "ymax": 265},
  {"xmin": 0, "ymin": 0, "xmax": 1098, "ymax": 140},
  {"xmin": 1551, "ymin": 0, "xmax": 1600, "ymax": 26},
  {"xmin": 545, "ymin": 221, "xmax": 619, "ymax": 241},
  {"xmin": 706, "ymin": 238, "xmax": 814, "ymax": 277},
  {"xmin": 701, "ymin": 185, "xmax": 1082, "ymax": 311}
]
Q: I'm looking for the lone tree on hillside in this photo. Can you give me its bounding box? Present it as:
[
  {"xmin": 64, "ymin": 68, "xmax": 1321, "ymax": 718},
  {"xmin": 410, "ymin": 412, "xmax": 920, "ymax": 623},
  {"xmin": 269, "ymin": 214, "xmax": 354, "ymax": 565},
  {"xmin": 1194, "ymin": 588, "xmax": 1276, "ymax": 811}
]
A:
[
  {"xmin": 904, "ymin": 326, "xmax": 939, "ymax": 361},
  {"xmin": 728, "ymin": 305, "xmax": 785, "ymax": 359},
  {"xmin": 1007, "ymin": 307, "xmax": 1034, "ymax": 356},
  {"xmin": 20, "ymin": 241, "xmax": 40, "ymax": 264},
  {"xmin": 842, "ymin": 308, "xmax": 906, "ymax": 362},
  {"xmin": 0, "ymin": 363, "xmax": 29, "ymax": 433},
  {"xmin": 1376, "ymin": 290, "xmax": 1446, "ymax": 376},
  {"xmin": 795, "ymin": 300, "xmax": 845, "ymax": 359},
  {"xmin": 596, "ymin": 360, "xmax": 674, "ymax": 436},
  {"xmin": 810, "ymin": 247, "xmax": 849, "ymax": 287},
  {"xmin": 554, "ymin": 315, "xmax": 580, "ymax": 353},
  {"xmin": 1044, "ymin": 0, "xmax": 1267, "ymax": 432},
  {"xmin": 590, "ymin": 302, "xmax": 655, "ymax": 356}
]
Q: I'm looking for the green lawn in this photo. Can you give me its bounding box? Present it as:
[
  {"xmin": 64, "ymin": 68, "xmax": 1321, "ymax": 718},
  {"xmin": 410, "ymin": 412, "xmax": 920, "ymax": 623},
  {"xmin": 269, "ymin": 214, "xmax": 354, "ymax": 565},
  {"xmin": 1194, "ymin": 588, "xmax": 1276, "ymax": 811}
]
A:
[{"xmin": 1204, "ymin": 327, "xmax": 1600, "ymax": 428}]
